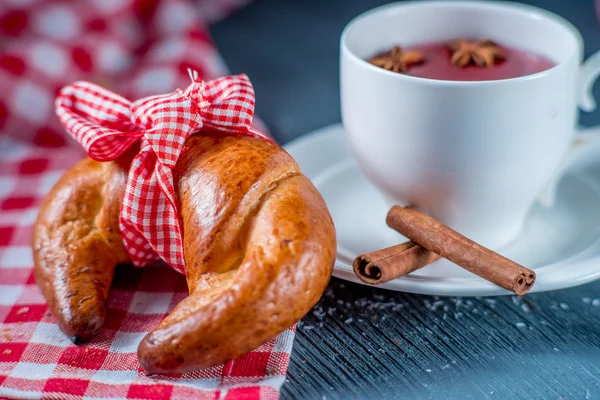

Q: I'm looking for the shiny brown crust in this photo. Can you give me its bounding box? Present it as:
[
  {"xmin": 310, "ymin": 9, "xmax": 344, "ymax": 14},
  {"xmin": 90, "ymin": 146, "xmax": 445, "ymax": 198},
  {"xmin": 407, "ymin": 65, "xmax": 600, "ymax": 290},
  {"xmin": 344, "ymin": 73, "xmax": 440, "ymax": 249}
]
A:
[
  {"xmin": 32, "ymin": 132, "xmax": 336, "ymax": 372},
  {"xmin": 32, "ymin": 157, "xmax": 130, "ymax": 343}
]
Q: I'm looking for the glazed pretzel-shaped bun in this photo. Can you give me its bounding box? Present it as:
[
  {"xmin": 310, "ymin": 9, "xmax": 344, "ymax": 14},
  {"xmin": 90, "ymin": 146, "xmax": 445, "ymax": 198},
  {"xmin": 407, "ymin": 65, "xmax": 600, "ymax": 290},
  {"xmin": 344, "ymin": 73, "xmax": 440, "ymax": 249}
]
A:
[{"xmin": 32, "ymin": 132, "xmax": 336, "ymax": 373}]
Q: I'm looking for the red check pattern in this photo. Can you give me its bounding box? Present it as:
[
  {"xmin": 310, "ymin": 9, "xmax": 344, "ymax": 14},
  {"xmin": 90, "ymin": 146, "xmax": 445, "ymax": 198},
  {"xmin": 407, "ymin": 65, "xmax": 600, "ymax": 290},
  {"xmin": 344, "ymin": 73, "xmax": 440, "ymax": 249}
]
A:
[
  {"xmin": 0, "ymin": 0, "xmax": 256, "ymax": 148},
  {"xmin": 0, "ymin": 140, "xmax": 295, "ymax": 399},
  {"xmin": 1, "ymin": 0, "xmax": 294, "ymax": 399},
  {"xmin": 55, "ymin": 74, "xmax": 267, "ymax": 273}
]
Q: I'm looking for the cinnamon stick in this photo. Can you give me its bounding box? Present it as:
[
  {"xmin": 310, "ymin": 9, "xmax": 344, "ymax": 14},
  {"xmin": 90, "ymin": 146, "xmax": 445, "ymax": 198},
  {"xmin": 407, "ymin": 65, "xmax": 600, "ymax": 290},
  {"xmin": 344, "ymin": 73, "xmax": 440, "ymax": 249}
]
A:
[
  {"xmin": 386, "ymin": 206, "xmax": 535, "ymax": 295},
  {"xmin": 353, "ymin": 241, "xmax": 440, "ymax": 285}
]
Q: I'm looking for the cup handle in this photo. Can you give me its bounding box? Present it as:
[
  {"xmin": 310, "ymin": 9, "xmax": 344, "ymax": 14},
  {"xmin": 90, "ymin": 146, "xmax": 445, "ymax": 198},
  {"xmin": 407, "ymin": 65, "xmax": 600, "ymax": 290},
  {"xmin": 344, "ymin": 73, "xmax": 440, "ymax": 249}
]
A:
[
  {"xmin": 537, "ymin": 51, "xmax": 600, "ymax": 207},
  {"xmin": 579, "ymin": 50, "xmax": 600, "ymax": 112}
]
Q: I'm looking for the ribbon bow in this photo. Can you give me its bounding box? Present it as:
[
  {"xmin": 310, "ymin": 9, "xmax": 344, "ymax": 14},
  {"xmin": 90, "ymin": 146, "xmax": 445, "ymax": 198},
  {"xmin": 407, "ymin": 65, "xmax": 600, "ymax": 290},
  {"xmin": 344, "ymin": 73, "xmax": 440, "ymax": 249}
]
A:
[{"xmin": 55, "ymin": 72, "xmax": 266, "ymax": 274}]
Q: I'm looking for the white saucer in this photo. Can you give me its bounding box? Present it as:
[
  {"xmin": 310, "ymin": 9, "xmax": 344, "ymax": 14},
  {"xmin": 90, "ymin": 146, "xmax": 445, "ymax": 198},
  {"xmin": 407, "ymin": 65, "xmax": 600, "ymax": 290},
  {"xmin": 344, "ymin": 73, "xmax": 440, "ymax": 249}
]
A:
[{"xmin": 284, "ymin": 123, "xmax": 600, "ymax": 296}]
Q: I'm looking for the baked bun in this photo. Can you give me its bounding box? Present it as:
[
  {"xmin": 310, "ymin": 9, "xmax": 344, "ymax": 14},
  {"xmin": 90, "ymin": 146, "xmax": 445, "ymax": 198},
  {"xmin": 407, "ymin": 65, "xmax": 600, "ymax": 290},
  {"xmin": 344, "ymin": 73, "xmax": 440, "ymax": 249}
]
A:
[{"xmin": 33, "ymin": 132, "xmax": 336, "ymax": 372}]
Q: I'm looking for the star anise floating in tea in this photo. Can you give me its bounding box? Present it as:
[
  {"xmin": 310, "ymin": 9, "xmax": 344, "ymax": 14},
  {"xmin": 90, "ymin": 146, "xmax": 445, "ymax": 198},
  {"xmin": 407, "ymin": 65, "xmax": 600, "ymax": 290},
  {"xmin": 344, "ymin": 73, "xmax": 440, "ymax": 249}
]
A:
[
  {"xmin": 369, "ymin": 46, "xmax": 425, "ymax": 73},
  {"xmin": 449, "ymin": 39, "xmax": 505, "ymax": 68}
]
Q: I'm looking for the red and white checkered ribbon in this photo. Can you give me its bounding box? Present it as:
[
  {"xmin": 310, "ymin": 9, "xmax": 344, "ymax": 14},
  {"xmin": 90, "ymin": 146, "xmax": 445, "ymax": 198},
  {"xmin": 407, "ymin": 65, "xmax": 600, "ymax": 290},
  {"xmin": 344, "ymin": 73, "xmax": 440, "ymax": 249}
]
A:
[{"xmin": 55, "ymin": 71, "xmax": 267, "ymax": 274}]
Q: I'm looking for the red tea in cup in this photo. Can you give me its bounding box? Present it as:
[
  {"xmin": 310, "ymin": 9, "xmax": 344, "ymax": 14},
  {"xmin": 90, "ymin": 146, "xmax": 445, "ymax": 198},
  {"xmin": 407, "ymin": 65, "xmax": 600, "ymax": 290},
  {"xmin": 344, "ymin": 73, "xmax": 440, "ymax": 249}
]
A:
[{"xmin": 369, "ymin": 40, "xmax": 555, "ymax": 81}]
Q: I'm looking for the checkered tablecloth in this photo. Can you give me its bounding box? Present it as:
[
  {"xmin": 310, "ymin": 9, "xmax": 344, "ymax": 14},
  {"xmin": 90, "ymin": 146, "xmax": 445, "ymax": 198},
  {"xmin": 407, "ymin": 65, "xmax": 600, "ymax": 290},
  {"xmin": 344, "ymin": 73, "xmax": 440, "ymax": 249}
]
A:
[
  {"xmin": 0, "ymin": 137, "xmax": 295, "ymax": 399},
  {"xmin": 0, "ymin": 0, "xmax": 254, "ymax": 148},
  {"xmin": 0, "ymin": 0, "xmax": 296, "ymax": 399}
]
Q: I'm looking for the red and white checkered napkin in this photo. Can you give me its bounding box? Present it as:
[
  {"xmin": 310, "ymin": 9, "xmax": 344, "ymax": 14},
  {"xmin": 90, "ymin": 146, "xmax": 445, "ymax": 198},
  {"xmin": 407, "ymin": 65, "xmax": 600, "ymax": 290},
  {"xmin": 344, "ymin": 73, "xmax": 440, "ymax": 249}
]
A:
[
  {"xmin": 0, "ymin": 140, "xmax": 295, "ymax": 399},
  {"xmin": 0, "ymin": 0, "xmax": 255, "ymax": 148},
  {"xmin": 0, "ymin": 0, "xmax": 295, "ymax": 398}
]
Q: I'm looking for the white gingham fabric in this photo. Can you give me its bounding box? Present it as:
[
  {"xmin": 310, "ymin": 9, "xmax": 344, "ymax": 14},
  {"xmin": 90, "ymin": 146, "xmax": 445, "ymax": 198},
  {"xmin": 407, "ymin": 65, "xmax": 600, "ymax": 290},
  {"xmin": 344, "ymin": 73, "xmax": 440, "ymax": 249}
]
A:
[{"xmin": 55, "ymin": 73, "xmax": 268, "ymax": 273}]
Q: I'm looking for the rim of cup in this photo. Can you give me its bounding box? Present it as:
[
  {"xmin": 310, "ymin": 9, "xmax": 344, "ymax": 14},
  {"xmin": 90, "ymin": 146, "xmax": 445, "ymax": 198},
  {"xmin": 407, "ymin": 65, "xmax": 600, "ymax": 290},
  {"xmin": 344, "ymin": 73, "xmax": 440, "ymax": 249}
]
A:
[{"xmin": 340, "ymin": 0, "xmax": 584, "ymax": 86}]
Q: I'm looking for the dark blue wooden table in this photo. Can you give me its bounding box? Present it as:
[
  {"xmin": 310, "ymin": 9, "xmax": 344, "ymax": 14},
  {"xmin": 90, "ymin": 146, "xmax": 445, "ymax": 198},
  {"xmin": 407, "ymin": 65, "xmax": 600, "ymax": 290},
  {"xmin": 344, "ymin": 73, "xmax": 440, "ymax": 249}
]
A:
[{"xmin": 212, "ymin": 1, "xmax": 600, "ymax": 398}]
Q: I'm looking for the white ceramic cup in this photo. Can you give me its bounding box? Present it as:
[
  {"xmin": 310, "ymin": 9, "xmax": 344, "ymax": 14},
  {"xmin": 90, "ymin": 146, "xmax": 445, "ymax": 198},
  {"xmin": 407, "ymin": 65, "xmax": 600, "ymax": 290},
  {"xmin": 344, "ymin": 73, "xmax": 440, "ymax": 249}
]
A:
[{"xmin": 340, "ymin": 0, "xmax": 600, "ymax": 249}]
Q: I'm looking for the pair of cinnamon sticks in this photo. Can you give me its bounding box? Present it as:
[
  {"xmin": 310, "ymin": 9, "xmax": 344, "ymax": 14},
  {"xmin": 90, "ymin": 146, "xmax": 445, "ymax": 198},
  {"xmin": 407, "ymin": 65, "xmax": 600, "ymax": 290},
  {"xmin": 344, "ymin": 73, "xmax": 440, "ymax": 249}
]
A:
[{"xmin": 354, "ymin": 206, "xmax": 535, "ymax": 295}]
